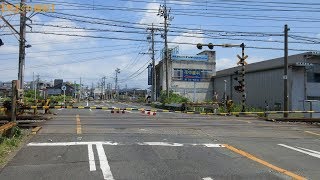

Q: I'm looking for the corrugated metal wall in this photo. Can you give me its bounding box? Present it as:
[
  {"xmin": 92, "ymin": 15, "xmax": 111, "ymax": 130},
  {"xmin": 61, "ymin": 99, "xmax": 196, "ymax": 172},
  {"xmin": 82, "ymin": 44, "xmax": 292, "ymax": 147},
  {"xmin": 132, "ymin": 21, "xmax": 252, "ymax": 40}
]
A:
[{"xmin": 214, "ymin": 68, "xmax": 286, "ymax": 109}]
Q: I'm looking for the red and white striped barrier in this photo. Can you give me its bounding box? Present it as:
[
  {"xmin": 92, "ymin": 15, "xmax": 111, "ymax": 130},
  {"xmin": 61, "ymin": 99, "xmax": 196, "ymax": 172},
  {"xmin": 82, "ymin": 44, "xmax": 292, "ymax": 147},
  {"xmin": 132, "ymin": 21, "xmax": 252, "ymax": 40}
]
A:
[{"xmin": 141, "ymin": 110, "xmax": 156, "ymax": 116}]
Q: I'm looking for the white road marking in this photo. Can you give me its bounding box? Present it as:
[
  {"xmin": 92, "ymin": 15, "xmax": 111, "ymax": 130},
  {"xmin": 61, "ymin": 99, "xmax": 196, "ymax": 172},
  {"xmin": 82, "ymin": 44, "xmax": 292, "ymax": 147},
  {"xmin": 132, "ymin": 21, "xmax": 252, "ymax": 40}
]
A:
[
  {"xmin": 278, "ymin": 144, "xmax": 320, "ymax": 159},
  {"xmin": 202, "ymin": 144, "xmax": 224, "ymax": 148},
  {"xmin": 96, "ymin": 143, "xmax": 114, "ymax": 180},
  {"xmin": 27, "ymin": 141, "xmax": 224, "ymax": 148},
  {"xmin": 138, "ymin": 142, "xmax": 184, "ymax": 147},
  {"xmin": 297, "ymin": 147, "xmax": 320, "ymax": 155},
  {"xmin": 305, "ymin": 131, "xmax": 320, "ymax": 136},
  {"xmin": 88, "ymin": 144, "xmax": 96, "ymax": 171},
  {"xmin": 89, "ymin": 109, "xmax": 92, "ymax": 112},
  {"xmin": 202, "ymin": 177, "xmax": 214, "ymax": 180},
  {"xmin": 28, "ymin": 141, "xmax": 119, "ymax": 146}
]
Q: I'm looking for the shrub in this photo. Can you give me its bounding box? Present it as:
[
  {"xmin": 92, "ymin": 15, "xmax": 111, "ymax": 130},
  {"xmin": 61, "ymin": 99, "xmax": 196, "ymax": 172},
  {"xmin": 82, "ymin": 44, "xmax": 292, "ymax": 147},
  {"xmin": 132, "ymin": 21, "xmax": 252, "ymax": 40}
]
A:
[{"xmin": 159, "ymin": 91, "xmax": 189, "ymax": 104}]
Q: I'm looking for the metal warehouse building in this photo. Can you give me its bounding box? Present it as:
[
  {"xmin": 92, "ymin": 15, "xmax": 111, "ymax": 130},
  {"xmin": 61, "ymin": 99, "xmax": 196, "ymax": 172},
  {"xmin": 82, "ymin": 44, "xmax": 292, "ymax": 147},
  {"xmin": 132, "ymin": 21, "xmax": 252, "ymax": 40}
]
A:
[
  {"xmin": 155, "ymin": 49, "xmax": 216, "ymax": 102},
  {"xmin": 213, "ymin": 52, "xmax": 320, "ymax": 110}
]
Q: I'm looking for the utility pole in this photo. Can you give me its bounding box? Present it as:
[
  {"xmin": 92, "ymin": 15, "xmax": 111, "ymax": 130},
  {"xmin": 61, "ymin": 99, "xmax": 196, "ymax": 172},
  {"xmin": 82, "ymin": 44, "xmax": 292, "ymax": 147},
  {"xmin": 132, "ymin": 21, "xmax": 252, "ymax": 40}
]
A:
[
  {"xmin": 284, "ymin": 24, "xmax": 290, "ymax": 117},
  {"xmin": 35, "ymin": 74, "xmax": 40, "ymax": 102},
  {"xmin": 109, "ymin": 83, "xmax": 112, "ymax": 100},
  {"xmin": 147, "ymin": 23, "xmax": 158, "ymax": 101},
  {"xmin": 100, "ymin": 76, "xmax": 106, "ymax": 100},
  {"xmin": 158, "ymin": 0, "xmax": 173, "ymax": 98},
  {"xmin": 79, "ymin": 77, "xmax": 82, "ymax": 101},
  {"xmin": 11, "ymin": 80, "xmax": 18, "ymax": 122},
  {"xmin": 33, "ymin": 72, "xmax": 35, "ymax": 102},
  {"xmin": 125, "ymin": 84, "xmax": 128, "ymax": 97},
  {"xmin": 74, "ymin": 81, "xmax": 77, "ymax": 98},
  {"xmin": 115, "ymin": 68, "xmax": 120, "ymax": 100},
  {"xmin": 18, "ymin": 0, "xmax": 27, "ymax": 89}
]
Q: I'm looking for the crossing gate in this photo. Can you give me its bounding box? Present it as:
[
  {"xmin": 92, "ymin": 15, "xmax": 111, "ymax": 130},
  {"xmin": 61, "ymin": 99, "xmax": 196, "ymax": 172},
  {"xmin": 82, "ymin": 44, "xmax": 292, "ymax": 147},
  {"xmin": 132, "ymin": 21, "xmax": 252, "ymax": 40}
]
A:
[{"xmin": 8, "ymin": 106, "xmax": 320, "ymax": 116}]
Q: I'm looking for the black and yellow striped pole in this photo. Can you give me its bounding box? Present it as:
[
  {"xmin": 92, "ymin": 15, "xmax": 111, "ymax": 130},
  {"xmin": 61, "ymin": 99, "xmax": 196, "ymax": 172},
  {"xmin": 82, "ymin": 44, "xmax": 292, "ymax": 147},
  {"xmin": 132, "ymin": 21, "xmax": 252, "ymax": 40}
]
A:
[{"xmin": 240, "ymin": 43, "xmax": 247, "ymax": 112}]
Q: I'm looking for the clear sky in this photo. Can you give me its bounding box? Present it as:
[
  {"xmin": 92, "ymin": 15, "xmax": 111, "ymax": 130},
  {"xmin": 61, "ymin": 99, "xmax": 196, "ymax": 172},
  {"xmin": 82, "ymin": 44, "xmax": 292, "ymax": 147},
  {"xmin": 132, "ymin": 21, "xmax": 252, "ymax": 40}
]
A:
[{"xmin": 0, "ymin": 0, "xmax": 319, "ymax": 89}]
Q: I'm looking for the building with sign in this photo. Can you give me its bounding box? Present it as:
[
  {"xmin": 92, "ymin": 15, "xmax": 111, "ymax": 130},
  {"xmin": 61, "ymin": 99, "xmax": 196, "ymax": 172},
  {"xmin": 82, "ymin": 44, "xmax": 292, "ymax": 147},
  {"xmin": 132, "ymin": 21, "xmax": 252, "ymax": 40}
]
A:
[
  {"xmin": 47, "ymin": 82, "xmax": 74, "ymax": 96},
  {"xmin": 212, "ymin": 52, "xmax": 320, "ymax": 111},
  {"xmin": 155, "ymin": 50, "xmax": 216, "ymax": 102}
]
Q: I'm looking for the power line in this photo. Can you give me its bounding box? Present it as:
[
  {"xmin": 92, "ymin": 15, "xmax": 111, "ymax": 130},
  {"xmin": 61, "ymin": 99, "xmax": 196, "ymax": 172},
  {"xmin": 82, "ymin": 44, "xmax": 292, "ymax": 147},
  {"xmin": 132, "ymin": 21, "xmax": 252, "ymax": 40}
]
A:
[
  {"xmin": 0, "ymin": 49, "xmax": 141, "ymax": 71},
  {"xmin": 0, "ymin": 43, "xmax": 139, "ymax": 56},
  {"xmin": 12, "ymin": 31, "xmax": 319, "ymax": 52},
  {"xmin": 35, "ymin": 4, "xmax": 320, "ymax": 23},
  {"xmin": 0, "ymin": 47, "xmax": 142, "ymax": 61}
]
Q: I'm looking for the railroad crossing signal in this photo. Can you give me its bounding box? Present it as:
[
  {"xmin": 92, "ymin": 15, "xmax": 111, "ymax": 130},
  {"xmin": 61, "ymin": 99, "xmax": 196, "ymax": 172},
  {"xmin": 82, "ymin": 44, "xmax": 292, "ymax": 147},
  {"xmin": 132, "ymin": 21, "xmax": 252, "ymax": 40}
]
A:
[
  {"xmin": 234, "ymin": 70, "xmax": 245, "ymax": 93},
  {"xmin": 196, "ymin": 43, "xmax": 214, "ymax": 50},
  {"xmin": 234, "ymin": 52, "xmax": 248, "ymax": 94},
  {"xmin": 236, "ymin": 55, "xmax": 248, "ymax": 65},
  {"xmin": 195, "ymin": 42, "xmax": 248, "ymax": 112}
]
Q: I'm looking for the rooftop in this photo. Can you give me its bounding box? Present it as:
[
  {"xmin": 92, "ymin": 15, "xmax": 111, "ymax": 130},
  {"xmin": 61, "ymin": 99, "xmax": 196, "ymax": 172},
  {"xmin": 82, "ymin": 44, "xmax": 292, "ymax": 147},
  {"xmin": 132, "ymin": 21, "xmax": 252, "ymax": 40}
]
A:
[{"xmin": 214, "ymin": 52, "xmax": 319, "ymax": 78}]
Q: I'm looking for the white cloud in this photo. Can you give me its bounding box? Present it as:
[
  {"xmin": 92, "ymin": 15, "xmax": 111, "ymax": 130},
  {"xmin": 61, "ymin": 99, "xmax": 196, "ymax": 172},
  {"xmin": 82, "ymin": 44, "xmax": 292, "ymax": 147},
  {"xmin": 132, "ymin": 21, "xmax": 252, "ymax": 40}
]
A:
[
  {"xmin": 216, "ymin": 58, "xmax": 234, "ymax": 71},
  {"xmin": 168, "ymin": 0, "xmax": 192, "ymax": 6},
  {"xmin": 0, "ymin": 13, "xmax": 150, "ymax": 89},
  {"xmin": 29, "ymin": 19, "xmax": 89, "ymax": 45},
  {"xmin": 216, "ymin": 56, "xmax": 265, "ymax": 71},
  {"xmin": 170, "ymin": 30, "xmax": 204, "ymax": 53},
  {"xmin": 139, "ymin": 2, "xmax": 162, "ymax": 25}
]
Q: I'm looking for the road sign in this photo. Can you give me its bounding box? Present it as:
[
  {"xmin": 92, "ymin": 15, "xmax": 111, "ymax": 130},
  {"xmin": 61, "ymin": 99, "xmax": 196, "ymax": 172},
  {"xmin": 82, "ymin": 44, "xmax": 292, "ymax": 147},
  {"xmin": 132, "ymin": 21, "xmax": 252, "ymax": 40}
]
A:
[{"xmin": 61, "ymin": 85, "xmax": 66, "ymax": 91}]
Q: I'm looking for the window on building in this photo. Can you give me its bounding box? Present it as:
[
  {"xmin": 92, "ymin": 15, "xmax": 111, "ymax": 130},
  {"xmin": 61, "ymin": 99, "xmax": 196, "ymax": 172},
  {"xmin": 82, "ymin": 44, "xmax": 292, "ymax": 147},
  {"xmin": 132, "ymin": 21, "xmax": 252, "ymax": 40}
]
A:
[
  {"xmin": 173, "ymin": 69, "xmax": 183, "ymax": 80},
  {"xmin": 307, "ymin": 96, "xmax": 320, "ymax": 101},
  {"xmin": 201, "ymin": 70, "xmax": 211, "ymax": 80},
  {"xmin": 307, "ymin": 72, "xmax": 320, "ymax": 83},
  {"xmin": 307, "ymin": 64, "xmax": 320, "ymax": 83}
]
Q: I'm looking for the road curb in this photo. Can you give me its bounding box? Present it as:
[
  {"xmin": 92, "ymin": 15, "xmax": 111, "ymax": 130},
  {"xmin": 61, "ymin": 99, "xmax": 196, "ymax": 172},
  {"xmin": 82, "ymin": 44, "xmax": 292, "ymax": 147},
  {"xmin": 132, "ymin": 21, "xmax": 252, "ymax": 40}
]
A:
[{"xmin": 31, "ymin": 126, "xmax": 42, "ymax": 135}]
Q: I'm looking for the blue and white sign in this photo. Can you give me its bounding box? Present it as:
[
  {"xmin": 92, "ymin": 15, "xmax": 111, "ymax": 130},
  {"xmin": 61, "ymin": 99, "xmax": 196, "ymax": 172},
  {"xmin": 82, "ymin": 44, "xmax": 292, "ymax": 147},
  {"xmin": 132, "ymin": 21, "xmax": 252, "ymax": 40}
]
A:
[
  {"xmin": 147, "ymin": 64, "xmax": 153, "ymax": 85},
  {"xmin": 182, "ymin": 69, "xmax": 201, "ymax": 82},
  {"xmin": 171, "ymin": 54, "xmax": 208, "ymax": 61}
]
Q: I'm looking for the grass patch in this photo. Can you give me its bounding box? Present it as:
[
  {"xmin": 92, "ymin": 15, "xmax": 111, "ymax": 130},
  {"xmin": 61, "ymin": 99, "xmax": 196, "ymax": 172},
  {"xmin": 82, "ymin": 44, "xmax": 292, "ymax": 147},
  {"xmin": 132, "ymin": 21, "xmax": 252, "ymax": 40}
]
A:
[
  {"xmin": 267, "ymin": 113, "xmax": 305, "ymax": 119},
  {"xmin": 0, "ymin": 127, "xmax": 26, "ymax": 166}
]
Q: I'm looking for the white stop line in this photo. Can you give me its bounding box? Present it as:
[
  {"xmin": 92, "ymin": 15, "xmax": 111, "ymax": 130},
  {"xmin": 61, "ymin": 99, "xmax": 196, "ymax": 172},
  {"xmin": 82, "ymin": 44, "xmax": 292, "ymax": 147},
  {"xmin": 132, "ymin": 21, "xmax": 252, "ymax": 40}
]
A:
[
  {"xmin": 28, "ymin": 141, "xmax": 224, "ymax": 180},
  {"xmin": 278, "ymin": 144, "xmax": 320, "ymax": 159}
]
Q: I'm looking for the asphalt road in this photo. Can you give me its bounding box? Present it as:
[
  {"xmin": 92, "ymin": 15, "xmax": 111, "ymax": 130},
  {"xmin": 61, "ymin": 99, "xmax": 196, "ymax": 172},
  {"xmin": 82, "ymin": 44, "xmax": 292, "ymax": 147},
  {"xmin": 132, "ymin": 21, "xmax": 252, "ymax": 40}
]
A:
[{"xmin": 1, "ymin": 101, "xmax": 320, "ymax": 180}]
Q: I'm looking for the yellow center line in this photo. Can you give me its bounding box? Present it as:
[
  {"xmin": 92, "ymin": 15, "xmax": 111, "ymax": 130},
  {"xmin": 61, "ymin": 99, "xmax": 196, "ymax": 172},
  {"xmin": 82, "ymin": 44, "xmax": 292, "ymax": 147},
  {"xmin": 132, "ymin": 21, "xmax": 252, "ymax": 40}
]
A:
[
  {"xmin": 223, "ymin": 144, "xmax": 306, "ymax": 180},
  {"xmin": 76, "ymin": 114, "xmax": 82, "ymax": 134},
  {"xmin": 305, "ymin": 131, "xmax": 320, "ymax": 136}
]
